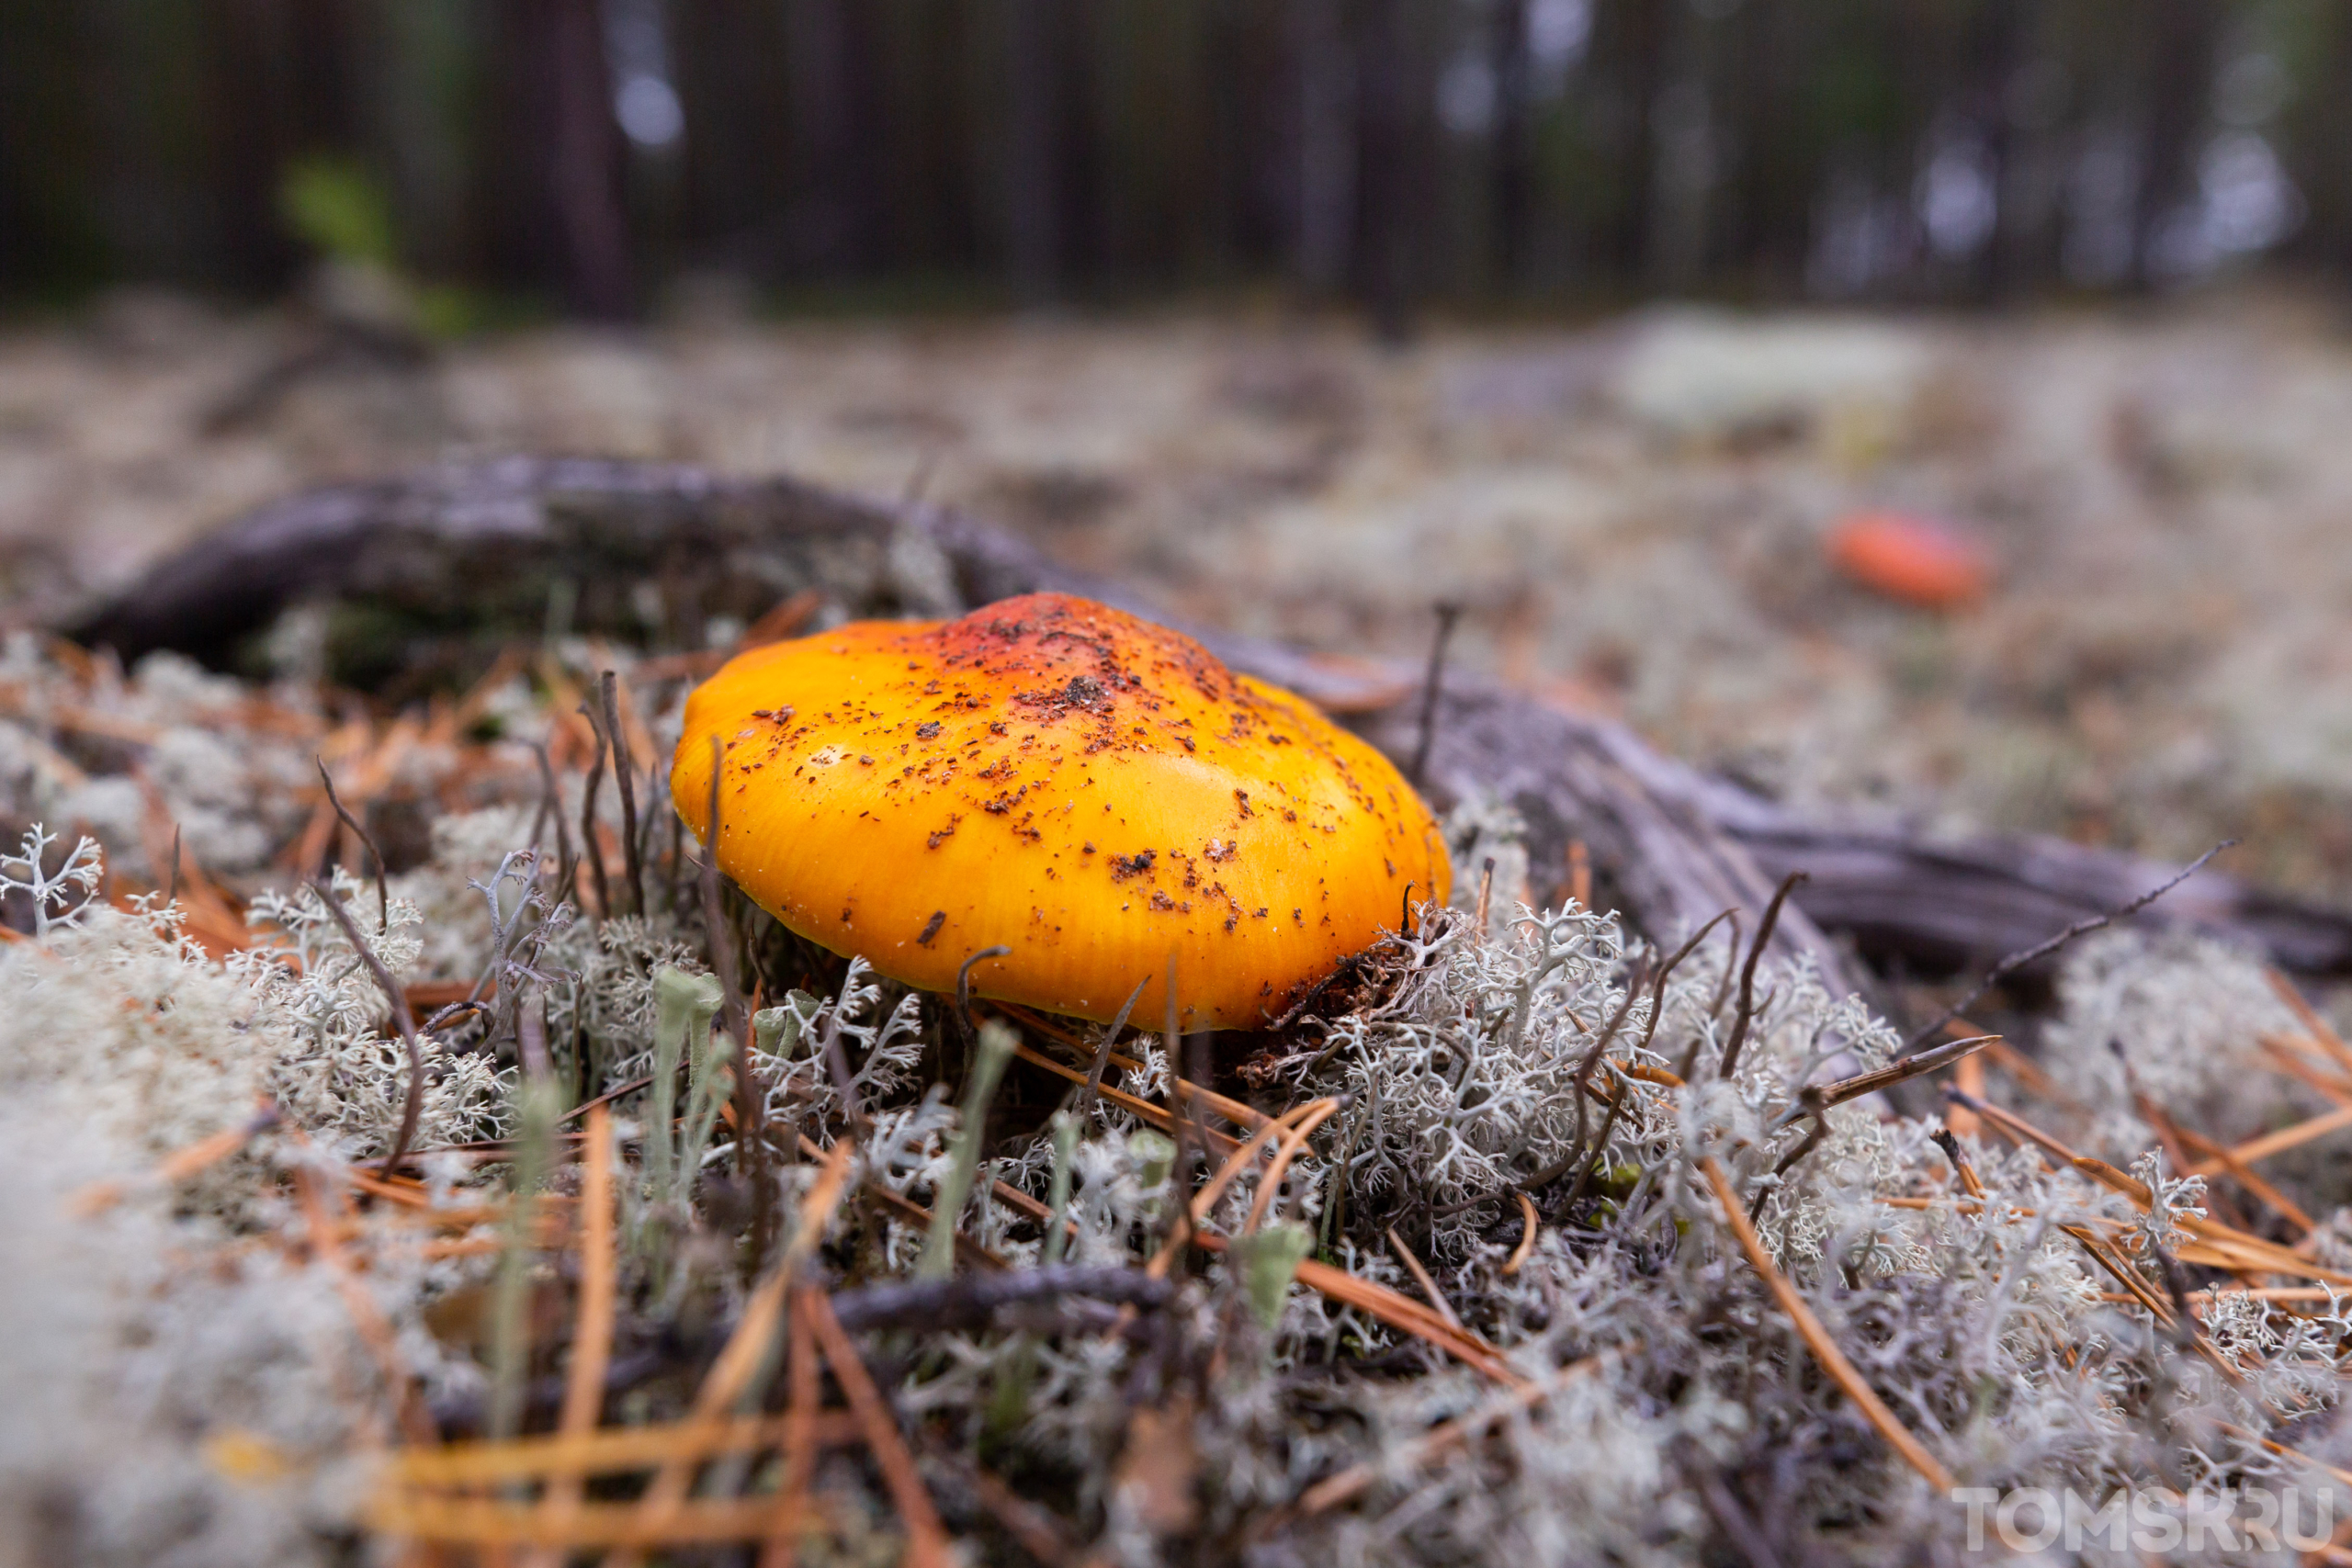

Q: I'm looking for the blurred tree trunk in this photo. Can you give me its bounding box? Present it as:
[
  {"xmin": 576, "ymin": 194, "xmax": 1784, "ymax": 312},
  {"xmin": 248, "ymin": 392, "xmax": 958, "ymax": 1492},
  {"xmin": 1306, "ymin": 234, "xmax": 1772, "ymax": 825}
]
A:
[
  {"xmin": 2284, "ymin": 7, "xmax": 2352, "ymax": 276},
  {"xmin": 1967, "ymin": 0, "xmax": 2024, "ymax": 301},
  {"xmin": 1288, "ymin": 0, "xmax": 1354, "ymax": 295},
  {"xmin": 1004, "ymin": 0, "xmax": 1066, "ymax": 299},
  {"xmin": 485, "ymin": 0, "xmax": 632, "ymax": 316},
  {"xmin": 784, "ymin": 0, "xmax": 885, "ymax": 272},
  {"xmin": 673, "ymin": 0, "xmax": 794, "ymax": 274},
  {"xmin": 1595, "ymin": 0, "xmax": 1668, "ymax": 288},
  {"xmin": 2129, "ymin": 0, "xmax": 2216, "ymax": 288},
  {"xmin": 1718, "ymin": 0, "xmax": 1807, "ymax": 291},
  {"xmin": 1353, "ymin": 0, "xmax": 1429, "ymax": 341},
  {"xmin": 1488, "ymin": 0, "xmax": 1532, "ymax": 290}
]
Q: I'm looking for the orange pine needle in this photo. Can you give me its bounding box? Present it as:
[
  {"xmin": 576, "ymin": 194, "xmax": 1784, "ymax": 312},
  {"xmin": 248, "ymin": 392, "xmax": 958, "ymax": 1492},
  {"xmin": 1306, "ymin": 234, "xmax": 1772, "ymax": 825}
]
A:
[
  {"xmin": 1699, "ymin": 1156, "xmax": 1952, "ymax": 1492},
  {"xmin": 1504, "ymin": 1192, "xmax": 1540, "ymax": 1277},
  {"xmin": 803, "ymin": 1288, "xmax": 951, "ymax": 1567}
]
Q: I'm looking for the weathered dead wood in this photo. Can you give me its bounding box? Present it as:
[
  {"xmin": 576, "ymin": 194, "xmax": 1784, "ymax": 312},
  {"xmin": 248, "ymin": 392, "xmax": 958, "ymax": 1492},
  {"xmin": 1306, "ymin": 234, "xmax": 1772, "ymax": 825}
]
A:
[{"xmin": 66, "ymin": 460, "xmax": 2352, "ymax": 998}]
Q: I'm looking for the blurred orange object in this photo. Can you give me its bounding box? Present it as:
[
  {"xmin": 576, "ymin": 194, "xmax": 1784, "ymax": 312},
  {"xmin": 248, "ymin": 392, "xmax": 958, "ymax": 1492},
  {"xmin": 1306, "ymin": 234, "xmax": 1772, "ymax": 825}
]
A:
[{"xmin": 1826, "ymin": 512, "xmax": 1991, "ymax": 608}]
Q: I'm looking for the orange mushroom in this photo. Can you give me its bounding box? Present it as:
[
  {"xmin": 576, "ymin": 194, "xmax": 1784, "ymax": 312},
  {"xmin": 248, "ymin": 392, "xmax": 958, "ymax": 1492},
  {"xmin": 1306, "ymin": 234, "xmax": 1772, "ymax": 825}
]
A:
[
  {"xmin": 671, "ymin": 592, "xmax": 1451, "ymax": 1030},
  {"xmin": 1825, "ymin": 511, "xmax": 1992, "ymax": 609}
]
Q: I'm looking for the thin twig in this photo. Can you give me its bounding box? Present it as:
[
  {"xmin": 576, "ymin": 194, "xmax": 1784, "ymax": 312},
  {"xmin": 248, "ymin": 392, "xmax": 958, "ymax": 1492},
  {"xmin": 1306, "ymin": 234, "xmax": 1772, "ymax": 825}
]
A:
[
  {"xmin": 699, "ymin": 734, "xmax": 763, "ymax": 1263},
  {"xmin": 532, "ymin": 740, "xmax": 576, "ymax": 905},
  {"xmin": 830, "ymin": 1266, "xmax": 1173, "ymax": 1333},
  {"xmin": 578, "ymin": 700, "xmax": 611, "ymax": 917},
  {"xmin": 1078, "ymin": 975, "xmax": 1150, "ymax": 1120},
  {"xmin": 313, "ymin": 877, "xmax": 426, "ymax": 1179},
  {"xmin": 316, "ymin": 759, "xmax": 389, "ymax": 931},
  {"xmin": 1718, "ymin": 872, "xmax": 1804, "ymax": 1080},
  {"xmin": 1901, "ymin": 841, "xmax": 2235, "ymax": 1055},
  {"xmin": 1561, "ymin": 1064, "xmax": 1635, "ymax": 1212},
  {"xmin": 956, "ymin": 944, "xmax": 1013, "ymax": 1047},
  {"xmin": 1408, "ymin": 601, "xmax": 1461, "ymax": 790},
  {"xmin": 1791, "ymin": 1034, "xmax": 2001, "ymax": 1115},
  {"xmin": 599, "ymin": 671, "xmax": 644, "ymax": 917}
]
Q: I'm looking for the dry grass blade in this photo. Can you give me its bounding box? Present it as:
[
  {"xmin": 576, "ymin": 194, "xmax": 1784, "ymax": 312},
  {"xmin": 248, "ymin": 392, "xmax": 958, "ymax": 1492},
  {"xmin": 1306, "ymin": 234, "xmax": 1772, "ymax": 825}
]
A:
[
  {"xmin": 2256, "ymin": 1035, "xmax": 2352, "ymax": 1106},
  {"xmin": 761, "ymin": 1287, "xmax": 822, "ymax": 1568},
  {"xmin": 2222, "ymin": 1422, "xmax": 2352, "ymax": 1491},
  {"xmin": 1001, "ymin": 1007, "xmax": 1270, "ymax": 1130},
  {"xmin": 2171, "ymin": 1122, "xmax": 2315, "ymax": 1235},
  {"xmin": 1147, "ymin": 1098, "xmax": 1335, "ymax": 1282},
  {"xmin": 803, "ymin": 1287, "xmax": 951, "ymax": 1567},
  {"xmin": 536, "ymin": 1104, "xmax": 616, "ymax": 1557},
  {"xmin": 608, "ymin": 1135, "xmax": 860, "ymax": 1566},
  {"xmin": 1697, "ymin": 1156, "xmax": 1952, "ymax": 1492},
  {"xmin": 293, "ymin": 1156, "xmax": 436, "ymax": 1447},
  {"xmin": 951, "ymin": 1454, "xmax": 1082, "ymax": 1564}
]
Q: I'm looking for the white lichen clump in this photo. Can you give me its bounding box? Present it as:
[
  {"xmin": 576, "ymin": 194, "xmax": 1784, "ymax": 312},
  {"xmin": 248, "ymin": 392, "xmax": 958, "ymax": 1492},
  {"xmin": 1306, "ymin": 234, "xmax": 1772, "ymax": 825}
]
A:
[{"xmin": 0, "ymin": 686, "xmax": 2345, "ymax": 1567}]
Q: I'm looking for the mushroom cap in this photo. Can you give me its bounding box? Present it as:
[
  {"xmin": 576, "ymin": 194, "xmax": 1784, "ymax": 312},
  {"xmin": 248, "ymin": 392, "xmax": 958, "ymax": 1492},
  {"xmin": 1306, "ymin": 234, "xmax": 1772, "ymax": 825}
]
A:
[{"xmin": 671, "ymin": 592, "xmax": 1451, "ymax": 1030}]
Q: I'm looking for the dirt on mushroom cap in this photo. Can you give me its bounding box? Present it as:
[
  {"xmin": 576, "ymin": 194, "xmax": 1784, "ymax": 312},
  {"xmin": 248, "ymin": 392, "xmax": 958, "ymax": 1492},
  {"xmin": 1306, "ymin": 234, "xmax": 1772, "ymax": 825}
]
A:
[{"xmin": 672, "ymin": 592, "xmax": 1451, "ymax": 1029}]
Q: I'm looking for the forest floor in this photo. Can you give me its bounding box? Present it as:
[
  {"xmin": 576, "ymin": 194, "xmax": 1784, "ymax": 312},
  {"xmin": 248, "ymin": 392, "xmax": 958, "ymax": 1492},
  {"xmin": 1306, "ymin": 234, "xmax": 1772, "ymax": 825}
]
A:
[
  {"xmin": 10, "ymin": 288, "xmax": 2352, "ymax": 1566},
  {"xmin": 7, "ymin": 283, "xmax": 2352, "ymax": 902}
]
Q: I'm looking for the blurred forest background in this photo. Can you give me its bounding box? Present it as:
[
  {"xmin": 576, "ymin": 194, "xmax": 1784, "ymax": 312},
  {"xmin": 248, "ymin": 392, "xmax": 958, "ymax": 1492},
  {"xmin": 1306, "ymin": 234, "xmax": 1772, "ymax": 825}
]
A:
[
  {"xmin": 0, "ymin": 0, "xmax": 2340, "ymax": 321},
  {"xmin": 7, "ymin": 0, "xmax": 2352, "ymax": 909}
]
